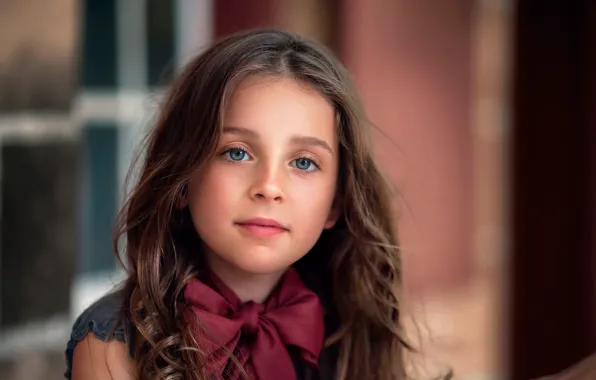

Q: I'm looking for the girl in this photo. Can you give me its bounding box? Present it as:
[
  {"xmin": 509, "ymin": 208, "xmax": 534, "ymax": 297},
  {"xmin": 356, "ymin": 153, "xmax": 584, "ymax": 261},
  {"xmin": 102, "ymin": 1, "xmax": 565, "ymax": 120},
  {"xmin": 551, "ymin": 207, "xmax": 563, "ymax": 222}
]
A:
[{"xmin": 65, "ymin": 29, "xmax": 416, "ymax": 380}]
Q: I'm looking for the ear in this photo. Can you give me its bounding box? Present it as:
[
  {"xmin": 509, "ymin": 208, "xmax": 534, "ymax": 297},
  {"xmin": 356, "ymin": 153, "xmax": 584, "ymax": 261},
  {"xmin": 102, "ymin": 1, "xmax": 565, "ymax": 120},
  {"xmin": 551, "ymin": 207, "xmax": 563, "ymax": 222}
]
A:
[{"xmin": 323, "ymin": 195, "xmax": 342, "ymax": 229}]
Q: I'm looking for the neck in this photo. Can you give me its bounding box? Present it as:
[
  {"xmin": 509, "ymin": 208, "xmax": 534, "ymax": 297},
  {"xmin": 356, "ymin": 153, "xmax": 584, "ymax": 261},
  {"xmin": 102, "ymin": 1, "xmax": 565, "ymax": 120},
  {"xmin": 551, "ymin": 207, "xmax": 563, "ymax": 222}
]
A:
[{"xmin": 204, "ymin": 253, "xmax": 286, "ymax": 303}]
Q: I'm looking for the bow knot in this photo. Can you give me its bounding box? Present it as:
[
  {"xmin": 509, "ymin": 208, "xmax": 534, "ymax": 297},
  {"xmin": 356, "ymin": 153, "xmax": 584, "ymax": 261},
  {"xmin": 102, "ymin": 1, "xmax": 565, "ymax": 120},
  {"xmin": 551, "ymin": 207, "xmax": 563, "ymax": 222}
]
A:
[
  {"xmin": 183, "ymin": 268, "xmax": 325, "ymax": 380},
  {"xmin": 237, "ymin": 301, "xmax": 263, "ymax": 336}
]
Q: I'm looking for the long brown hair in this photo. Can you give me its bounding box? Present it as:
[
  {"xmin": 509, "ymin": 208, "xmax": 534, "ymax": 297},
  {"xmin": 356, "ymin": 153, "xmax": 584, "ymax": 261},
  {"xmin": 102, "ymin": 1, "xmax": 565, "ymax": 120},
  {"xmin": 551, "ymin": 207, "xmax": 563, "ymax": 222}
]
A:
[{"xmin": 114, "ymin": 29, "xmax": 411, "ymax": 380}]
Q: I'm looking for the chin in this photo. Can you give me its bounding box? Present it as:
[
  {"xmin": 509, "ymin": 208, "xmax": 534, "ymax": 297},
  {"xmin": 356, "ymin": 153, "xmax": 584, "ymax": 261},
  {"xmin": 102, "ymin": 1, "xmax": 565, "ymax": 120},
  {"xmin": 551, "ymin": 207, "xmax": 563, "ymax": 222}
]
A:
[
  {"xmin": 222, "ymin": 248, "xmax": 297, "ymax": 276},
  {"xmin": 205, "ymin": 240, "xmax": 305, "ymax": 276},
  {"xmin": 232, "ymin": 258, "xmax": 291, "ymax": 276}
]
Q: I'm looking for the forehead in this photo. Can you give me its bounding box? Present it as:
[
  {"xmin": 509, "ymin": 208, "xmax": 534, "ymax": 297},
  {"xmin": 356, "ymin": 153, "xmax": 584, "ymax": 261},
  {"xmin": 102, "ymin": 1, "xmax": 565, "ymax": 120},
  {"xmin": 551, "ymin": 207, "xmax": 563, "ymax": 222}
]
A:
[{"xmin": 222, "ymin": 75, "xmax": 337, "ymax": 145}]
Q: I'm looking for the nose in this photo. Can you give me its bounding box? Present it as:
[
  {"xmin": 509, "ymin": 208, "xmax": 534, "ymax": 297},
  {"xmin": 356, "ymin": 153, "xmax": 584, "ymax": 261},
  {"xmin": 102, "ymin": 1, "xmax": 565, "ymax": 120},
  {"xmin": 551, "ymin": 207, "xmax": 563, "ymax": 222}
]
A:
[{"xmin": 249, "ymin": 162, "xmax": 285, "ymax": 203}]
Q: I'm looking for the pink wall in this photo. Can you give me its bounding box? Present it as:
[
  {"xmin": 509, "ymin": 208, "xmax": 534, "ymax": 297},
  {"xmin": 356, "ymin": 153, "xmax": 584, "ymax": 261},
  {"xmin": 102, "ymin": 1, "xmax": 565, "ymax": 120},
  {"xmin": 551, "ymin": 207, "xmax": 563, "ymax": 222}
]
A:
[{"xmin": 339, "ymin": 0, "xmax": 475, "ymax": 294}]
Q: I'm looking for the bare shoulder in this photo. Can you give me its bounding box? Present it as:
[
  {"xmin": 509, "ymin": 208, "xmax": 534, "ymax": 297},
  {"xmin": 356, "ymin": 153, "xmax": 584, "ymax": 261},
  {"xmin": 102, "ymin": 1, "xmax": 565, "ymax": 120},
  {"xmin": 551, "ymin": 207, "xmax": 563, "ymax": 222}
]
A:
[
  {"xmin": 71, "ymin": 333, "xmax": 135, "ymax": 380},
  {"xmin": 64, "ymin": 289, "xmax": 136, "ymax": 379}
]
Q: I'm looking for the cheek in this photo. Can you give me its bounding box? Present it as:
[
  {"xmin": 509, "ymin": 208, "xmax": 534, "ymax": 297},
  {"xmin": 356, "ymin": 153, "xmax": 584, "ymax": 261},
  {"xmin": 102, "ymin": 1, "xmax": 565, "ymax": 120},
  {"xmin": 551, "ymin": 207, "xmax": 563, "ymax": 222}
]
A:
[
  {"xmin": 291, "ymin": 177, "xmax": 337, "ymax": 222},
  {"xmin": 187, "ymin": 166, "xmax": 238, "ymax": 222},
  {"xmin": 287, "ymin": 179, "xmax": 337, "ymax": 252}
]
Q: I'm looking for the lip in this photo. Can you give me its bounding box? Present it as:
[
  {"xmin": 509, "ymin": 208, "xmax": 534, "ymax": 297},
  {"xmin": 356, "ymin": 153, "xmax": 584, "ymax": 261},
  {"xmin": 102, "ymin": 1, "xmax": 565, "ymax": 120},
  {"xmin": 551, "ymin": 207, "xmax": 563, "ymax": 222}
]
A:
[{"xmin": 235, "ymin": 217, "xmax": 289, "ymax": 237}]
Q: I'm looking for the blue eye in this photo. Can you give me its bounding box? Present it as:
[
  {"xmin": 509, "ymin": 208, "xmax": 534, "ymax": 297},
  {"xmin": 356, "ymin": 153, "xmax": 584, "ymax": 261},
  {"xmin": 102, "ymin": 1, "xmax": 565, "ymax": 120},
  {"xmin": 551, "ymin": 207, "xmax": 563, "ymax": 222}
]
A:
[
  {"xmin": 292, "ymin": 157, "xmax": 317, "ymax": 172},
  {"xmin": 223, "ymin": 148, "xmax": 249, "ymax": 161}
]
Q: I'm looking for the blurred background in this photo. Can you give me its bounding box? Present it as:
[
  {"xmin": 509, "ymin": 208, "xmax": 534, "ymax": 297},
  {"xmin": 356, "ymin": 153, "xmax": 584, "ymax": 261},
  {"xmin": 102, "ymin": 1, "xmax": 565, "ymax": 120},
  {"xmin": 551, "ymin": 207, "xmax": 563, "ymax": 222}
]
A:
[{"xmin": 0, "ymin": 0, "xmax": 594, "ymax": 379}]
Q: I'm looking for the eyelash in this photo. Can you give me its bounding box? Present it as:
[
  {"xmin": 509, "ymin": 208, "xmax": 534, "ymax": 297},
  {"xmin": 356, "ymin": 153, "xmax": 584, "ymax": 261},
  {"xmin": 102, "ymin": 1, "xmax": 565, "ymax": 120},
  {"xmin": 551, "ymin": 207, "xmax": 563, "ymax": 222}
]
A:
[{"xmin": 220, "ymin": 146, "xmax": 321, "ymax": 172}]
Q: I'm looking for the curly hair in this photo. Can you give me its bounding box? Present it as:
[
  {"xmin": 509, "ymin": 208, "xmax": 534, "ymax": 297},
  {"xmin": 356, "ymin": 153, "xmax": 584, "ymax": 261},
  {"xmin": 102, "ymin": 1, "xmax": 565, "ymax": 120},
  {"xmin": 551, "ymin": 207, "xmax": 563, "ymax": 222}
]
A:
[{"xmin": 114, "ymin": 29, "xmax": 413, "ymax": 380}]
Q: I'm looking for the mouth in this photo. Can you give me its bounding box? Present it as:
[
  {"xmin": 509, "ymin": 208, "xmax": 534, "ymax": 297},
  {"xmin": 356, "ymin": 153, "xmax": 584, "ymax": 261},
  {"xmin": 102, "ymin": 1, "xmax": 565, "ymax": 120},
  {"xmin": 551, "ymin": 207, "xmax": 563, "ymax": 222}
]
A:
[{"xmin": 235, "ymin": 217, "xmax": 289, "ymax": 237}]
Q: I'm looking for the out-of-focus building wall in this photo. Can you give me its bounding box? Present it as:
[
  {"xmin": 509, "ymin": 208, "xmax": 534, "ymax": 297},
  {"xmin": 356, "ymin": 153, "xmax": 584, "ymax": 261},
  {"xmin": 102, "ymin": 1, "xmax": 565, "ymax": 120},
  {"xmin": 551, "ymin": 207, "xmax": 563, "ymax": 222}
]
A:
[
  {"xmin": 0, "ymin": 1, "xmax": 80, "ymax": 379},
  {"xmin": 335, "ymin": 1, "xmax": 509, "ymax": 377},
  {"xmin": 0, "ymin": 0, "xmax": 77, "ymax": 111}
]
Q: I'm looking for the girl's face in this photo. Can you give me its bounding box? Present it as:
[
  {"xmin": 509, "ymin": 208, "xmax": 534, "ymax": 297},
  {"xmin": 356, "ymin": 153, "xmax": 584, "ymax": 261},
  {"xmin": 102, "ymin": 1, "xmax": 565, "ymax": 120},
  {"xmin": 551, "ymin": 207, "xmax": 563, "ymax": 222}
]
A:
[{"xmin": 186, "ymin": 76, "xmax": 340, "ymax": 278}]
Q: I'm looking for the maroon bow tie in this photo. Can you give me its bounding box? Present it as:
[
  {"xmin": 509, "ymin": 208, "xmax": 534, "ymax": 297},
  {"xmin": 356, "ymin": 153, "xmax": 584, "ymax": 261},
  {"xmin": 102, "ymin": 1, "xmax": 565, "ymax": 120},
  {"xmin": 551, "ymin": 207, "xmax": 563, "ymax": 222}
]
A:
[{"xmin": 183, "ymin": 268, "xmax": 325, "ymax": 379}]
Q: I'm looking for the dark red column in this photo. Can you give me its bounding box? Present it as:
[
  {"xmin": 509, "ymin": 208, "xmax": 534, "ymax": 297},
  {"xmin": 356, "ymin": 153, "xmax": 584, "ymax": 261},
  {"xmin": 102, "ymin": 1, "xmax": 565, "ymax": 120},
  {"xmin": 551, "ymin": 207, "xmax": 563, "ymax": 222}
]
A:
[{"xmin": 214, "ymin": 0, "xmax": 275, "ymax": 38}]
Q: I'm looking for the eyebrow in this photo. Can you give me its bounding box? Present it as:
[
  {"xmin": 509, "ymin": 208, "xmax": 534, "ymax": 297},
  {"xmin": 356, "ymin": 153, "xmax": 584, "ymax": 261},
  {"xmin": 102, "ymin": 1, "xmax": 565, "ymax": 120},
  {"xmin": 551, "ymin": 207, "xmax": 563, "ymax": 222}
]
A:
[
  {"xmin": 290, "ymin": 135, "xmax": 334, "ymax": 155},
  {"xmin": 223, "ymin": 125, "xmax": 334, "ymax": 155},
  {"xmin": 223, "ymin": 125, "xmax": 259, "ymax": 139}
]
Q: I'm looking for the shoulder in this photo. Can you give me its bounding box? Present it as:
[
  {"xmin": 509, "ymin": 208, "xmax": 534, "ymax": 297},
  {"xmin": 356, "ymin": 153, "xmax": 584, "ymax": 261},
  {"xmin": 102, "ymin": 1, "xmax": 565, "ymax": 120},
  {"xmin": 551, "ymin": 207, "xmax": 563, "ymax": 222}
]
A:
[
  {"xmin": 69, "ymin": 289, "xmax": 128, "ymax": 344},
  {"xmin": 64, "ymin": 289, "xmax": 135, "ymax": 379}
]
